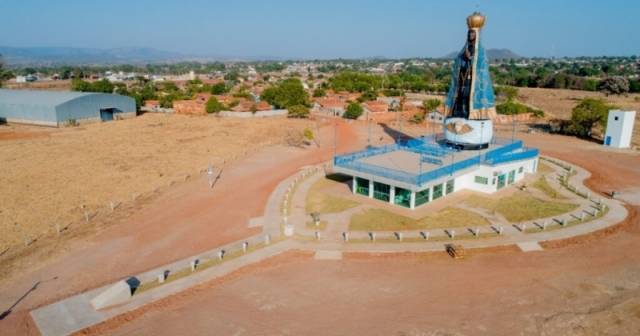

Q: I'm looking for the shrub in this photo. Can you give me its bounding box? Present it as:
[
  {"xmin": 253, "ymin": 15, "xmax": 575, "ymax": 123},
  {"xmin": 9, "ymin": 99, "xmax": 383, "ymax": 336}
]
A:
[
  {"xmin": 568, "ymin": 98, "xmax": 616, "ymax": 137},
  {"xmin": 288, "ymin": 104, "xmax": 310, "ymax": 118},
  {"xmin": 343, "ymin": 102, "xmax": 363, "ymax": 119},
  {"xmin": 206, "ymin": 97, "xmax": 225, "ymax": 114},
  {"xmin": 496, "ymin": 101, "xmax": 544, "ymax": 117}
]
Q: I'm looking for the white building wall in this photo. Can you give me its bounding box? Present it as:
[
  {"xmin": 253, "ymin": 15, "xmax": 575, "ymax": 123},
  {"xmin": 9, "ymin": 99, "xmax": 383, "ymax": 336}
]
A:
[{"xmin": 604, "ymin": 110, "xmax": 636, "ymax": 148}]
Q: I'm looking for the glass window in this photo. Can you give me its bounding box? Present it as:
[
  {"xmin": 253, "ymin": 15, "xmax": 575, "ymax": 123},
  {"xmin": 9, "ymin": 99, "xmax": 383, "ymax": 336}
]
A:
[
  {"xmin": 394, "ymin": 187, "xmax": 411, "ymax": 208},
  {"xmin": 446, "ymin": 179, "xmax": 455, "ymax": 194},
  {"xmin": 518, "ymin": 166, "xmax": 524, "ymax": 174},
  {"xmin": 415, "ymin": 188, "xmax": 430, "ymax": 207},
  {"xmin": 474, "ymin": 176, "xmax": 489, "ymax": 185},
  {"xmin": 373, "ymin": 182, "xmax": 390, "ymax": 202},
  {"xmin": 433, "ymin": 184, "xmax": 444, "ymax": 200},
  {"xmin": 355, "ymin": 177, "xmax": 369, "ymax": 196},
  {"xmin": 508, "ymin": 170, "xmax": 516, "ymax": 184}
]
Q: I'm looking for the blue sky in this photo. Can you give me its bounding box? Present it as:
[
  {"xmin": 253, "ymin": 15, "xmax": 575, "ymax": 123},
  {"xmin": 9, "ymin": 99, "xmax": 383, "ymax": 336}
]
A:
[{"xmin": 0, "ymin": 0, "xmax": 638, "ymax": 58}]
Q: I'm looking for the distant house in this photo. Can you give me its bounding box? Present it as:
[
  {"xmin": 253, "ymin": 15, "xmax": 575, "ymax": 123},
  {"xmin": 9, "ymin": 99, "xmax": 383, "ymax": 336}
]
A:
[
  {"xmin": 315, "ymin": 97, "xmax": 346, "ymax": 116},
  {"xmin": 363, "ymin": 100, "xmax": 389, "ymax": 114},
  {"xmin": 144, "ymin": 100, "xmax": 160, "ymax": 110},
  {"xmin": 173, "ymin": 100, "xmax": 206, "ymax": 115}
]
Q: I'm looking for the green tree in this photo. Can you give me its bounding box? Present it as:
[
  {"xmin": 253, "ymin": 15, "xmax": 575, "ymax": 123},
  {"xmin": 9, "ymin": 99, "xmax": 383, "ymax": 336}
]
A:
[
  {"xmin": 598, "ymin": 76, "xmax": 630, "ymax": 95},
  {"xmin": 90, "ymin": 79, "xmax": 115, "ymax": 93},
  {"xmin": 0, "ymin": 55, "xmax": 13, "ymax": 87},
  {"xmin": 261, "ymin": 78, "xmax": 309, "ymax": 109},
  {"xmin": 422, "ymin": 98, "xmax": 441, "ymax": 112},
  {"xmin": 343, "ymin": 102, "xmax": 363, "ymax": 119},
  {"xmin": 210, "ymin": 82, "xmax": 228, "ymax": 95},
  {"xmin": 71, "ymin": 78, "xmax": 92, "ymax": 92},
  {"xmin": 312, "ymin": 87, "xmax": 326, "ymax": 97},
  {"xmin": 569, "ymin": 98, "xmax": 615, "ymax": 138},
  {"xmin": 206, "ymin": 97, "xmax": 225, "ymax": 113},
  {"xmin": 288, "ymin": 104, "xmax": 310, "ymax": 118}
]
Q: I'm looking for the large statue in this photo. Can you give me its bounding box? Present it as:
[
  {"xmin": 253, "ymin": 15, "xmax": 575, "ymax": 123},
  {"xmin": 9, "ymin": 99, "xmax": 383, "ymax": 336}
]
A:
[{"xmin": 443, "ymin": 12, "xmax": 496, "ymax": 149}]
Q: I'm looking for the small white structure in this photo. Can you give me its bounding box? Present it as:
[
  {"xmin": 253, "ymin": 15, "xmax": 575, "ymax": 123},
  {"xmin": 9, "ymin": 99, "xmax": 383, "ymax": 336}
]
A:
[{"xmin": 604, "ymin": 110, "xmax": 636, "ymax": 149}]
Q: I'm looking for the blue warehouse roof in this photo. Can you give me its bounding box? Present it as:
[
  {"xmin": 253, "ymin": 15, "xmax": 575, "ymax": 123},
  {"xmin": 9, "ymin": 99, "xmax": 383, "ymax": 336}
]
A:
[{"xmin": 0, "ymin": 89, "xmax": 98, "ymax": 107}]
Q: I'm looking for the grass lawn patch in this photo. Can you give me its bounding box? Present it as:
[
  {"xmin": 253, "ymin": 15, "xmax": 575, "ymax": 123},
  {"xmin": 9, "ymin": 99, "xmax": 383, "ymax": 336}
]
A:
[
  {"xmin": 306, "ymin": 177, "xmax": 359, "ymax": 214},
  {"xmin": 532, "ymin": 176, "xmax": 565, "ymax": 199},
  {"xmin": 537, "ymin": 161, "xmax": 555, "ymax": 174},
  {"xmin": 465, "ymin": 192, "xmax": 578, "ymax": 223},
  {"xmin": 349, "ymin": 207, "xmax": 489, "ymax": 231}
]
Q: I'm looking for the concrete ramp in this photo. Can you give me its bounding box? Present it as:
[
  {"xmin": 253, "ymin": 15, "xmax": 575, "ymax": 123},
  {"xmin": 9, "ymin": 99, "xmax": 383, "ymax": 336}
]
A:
[
  {"xmin": 517, "ymin": 241, "xmax": 544, "ymax": 252},
  {"xmin": 90, "ymin": 278, "xmax": 136, "ymax": 310}
]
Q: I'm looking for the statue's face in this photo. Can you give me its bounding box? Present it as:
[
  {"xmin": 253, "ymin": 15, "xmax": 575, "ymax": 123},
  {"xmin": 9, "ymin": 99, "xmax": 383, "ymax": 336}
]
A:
[{"xmin": 467, "ymin": 30, "xmax": 476, "ymax": 43}]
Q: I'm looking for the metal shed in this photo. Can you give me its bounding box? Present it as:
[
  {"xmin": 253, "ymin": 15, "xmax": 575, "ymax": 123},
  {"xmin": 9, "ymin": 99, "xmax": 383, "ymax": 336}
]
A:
[{"xmin": 0, "ymin": 89, "xmax": 136, "ymax": 127}]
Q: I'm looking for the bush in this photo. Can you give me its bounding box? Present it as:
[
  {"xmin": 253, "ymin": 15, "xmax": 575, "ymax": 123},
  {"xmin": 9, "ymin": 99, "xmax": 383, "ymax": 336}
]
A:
[
  {"xmin": 312, "ymin": 88, "xmax": 326, "ymax": 97},
  {"xmin": 343, "ymin": 102, "xmax": 363, "ymax": 119},
  {"xmin": 496, "ymin": 101, "xmax": 544, "ymax": 117},
  {"xmin": 206, "ymin": 97, "xmax": 225, "ymax": 114},
  {"xmin": 287, "ymin": 104, "xmax": 310, "ymax": 118},
  {"xmin": 303, "ymin": 128, "xmax": 314, "ymax": 141},
  {"xmin": 210, "ymin": 82, "xmax": 228, "ymax": 95},
  {"xmin": 261, "ymin": 78, "xmax": 309, "ymax": 109},
  {"xmin": 599, "ymin": 76, "xmax": 630, "ymax": 95},
  {"xmin": 568, "ymin": 98, "xmax": 616, "ymax": 137}
]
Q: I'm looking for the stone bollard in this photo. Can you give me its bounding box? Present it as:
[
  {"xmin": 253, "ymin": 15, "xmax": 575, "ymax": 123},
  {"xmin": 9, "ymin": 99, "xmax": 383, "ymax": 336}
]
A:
[
  {"xmin": 110, "ymin": 201, "xmax": 115, "ymax": 212},
  {"xmin": 242, "ymin": 241, "xmax": 249, "ymax": 253},
  {"xmin": 342, "ymin": 232, "xmax": 349, "ymax": 242},
  {"xmin": 315, "ymin": 231, "xmax": 321, "ymax": 241},
  {"xmin": 218, "ymin": 250, "xmax": 225, "ymax": 260},
  {"xmin": 158, "ymin": 273, "xmax": 166, "ymax": 284},
  {"xmin": 396, "ymin": 232, "xmax": 403, "ymax": 241},
  {"xmin": 84, "ymin": 211, "xmax": 90, "ymax": 222},
  {"xmin": 369, "ymin": 232, "xmax": 376, "ymax": 241},
  {"xmin": 543, "ymin": 221, "xmax": 547, "ymax": 230},
  {"xmin": 284, "ymin": 224, "xmax": 294, "ymax": 237},
  {"xmin": 580, "ymin": 213, "xmax": 585, "ymax": 221},
  {"xmin": 264, "ymin": 234, "xmax": 271, "ymax": 245},
  {"xmin": 190, "ymin": 260, "xmax": 197, "ymax": 272},
  {"xmin": 561, "ymin": 218, "xmax": 567, "ymax": 226},
  {"xmin": 475, "ymin": 227, "xmax": 480, "ymax": 237},
  {"xmin": 449, "ymin": 230, "xmax": 455, "ymax": 240},
  {"xmin": 594, "ymin": 209, "xmax": 599, "ymax": 217},
  {"xmin": 498, "ymin": 226, "xmax": 504, "ymax": 235},
  {"xmin": 56, "ymin": 223, "xmax": 61, "ymax": 235},
  {"xmin": 520, "ymin": 223, "xmax": 526, "ymax": 232}
]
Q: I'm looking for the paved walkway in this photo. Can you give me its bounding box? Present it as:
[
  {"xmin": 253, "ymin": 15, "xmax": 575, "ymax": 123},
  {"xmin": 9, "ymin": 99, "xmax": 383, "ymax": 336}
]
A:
[{"xmin": 30, "ymin": 156, "xmax": 628, "ymax": 335}]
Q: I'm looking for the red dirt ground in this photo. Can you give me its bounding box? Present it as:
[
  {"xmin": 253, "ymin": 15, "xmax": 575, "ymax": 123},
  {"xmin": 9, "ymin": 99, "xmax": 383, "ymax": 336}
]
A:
[
  {"xmin": 2, "ymin": 121, "xmax": 640, "ymax": 335},
  {"xmin": 89, "ymin": 129, "xmax": 640, "ymax": 336},
  {"xmin": 0, "ymin": 119, "xmax": 361, "ymax": 335}
]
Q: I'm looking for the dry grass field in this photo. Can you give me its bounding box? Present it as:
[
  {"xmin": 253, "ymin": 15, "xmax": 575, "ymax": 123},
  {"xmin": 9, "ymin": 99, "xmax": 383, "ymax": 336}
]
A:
[
  {"xmin": 518, "ymin": 87, "xmax": 640, "ymax": 146},
  {"xmin": 0, "ymin": 114, "xmax": 312, "ymax": 251}
]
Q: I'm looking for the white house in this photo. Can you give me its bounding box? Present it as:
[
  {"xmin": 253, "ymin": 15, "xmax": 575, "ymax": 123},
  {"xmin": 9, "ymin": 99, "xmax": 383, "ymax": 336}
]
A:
[{"xmin": 604, "ymin": 110, "xmax": 636, "ymax": 148}]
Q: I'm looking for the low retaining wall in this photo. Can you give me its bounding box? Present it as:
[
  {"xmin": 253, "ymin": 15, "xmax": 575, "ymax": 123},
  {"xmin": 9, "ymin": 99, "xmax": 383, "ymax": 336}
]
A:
[{"xmin": 218, "ymin": 109, "xmax": 288, "ymax": 118}]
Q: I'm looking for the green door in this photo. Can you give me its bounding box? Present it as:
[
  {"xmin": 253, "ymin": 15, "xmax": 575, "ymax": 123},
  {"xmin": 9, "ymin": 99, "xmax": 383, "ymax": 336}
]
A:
[{"xmin": 497, "ymin": 174, "xmax": 506, "ymax": 189}]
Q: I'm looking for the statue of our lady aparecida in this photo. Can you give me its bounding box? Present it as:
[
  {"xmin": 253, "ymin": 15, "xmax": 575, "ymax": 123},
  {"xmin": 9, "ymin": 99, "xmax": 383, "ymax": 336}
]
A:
[{"xmin": 443, "ymin": 12, "xmax": 497, "ymax": 149}]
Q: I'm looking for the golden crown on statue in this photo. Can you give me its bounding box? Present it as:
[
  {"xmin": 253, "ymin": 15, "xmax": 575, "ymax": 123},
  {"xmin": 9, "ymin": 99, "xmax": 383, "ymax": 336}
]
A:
[{"xmin": 467, "ymin": 12, "xmax": 486, "ymax": 29}]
